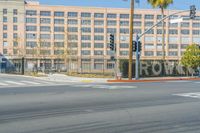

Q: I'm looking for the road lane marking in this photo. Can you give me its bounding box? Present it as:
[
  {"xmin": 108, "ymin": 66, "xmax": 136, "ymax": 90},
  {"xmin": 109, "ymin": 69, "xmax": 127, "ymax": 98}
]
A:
[
  {"xmin": 0, "ymin": 82, "xmax": 9, "ymax": 86},
  {"xmin": 173, "ymin": 92, "xmax": 200, "ymax": 99},
  {"xmin": 4, "ymin": 81, "xmax": 26, "ymax": 85},
  {"xmin": 20, "ymin": 81, "xmax": 41, "ymax": 85}
]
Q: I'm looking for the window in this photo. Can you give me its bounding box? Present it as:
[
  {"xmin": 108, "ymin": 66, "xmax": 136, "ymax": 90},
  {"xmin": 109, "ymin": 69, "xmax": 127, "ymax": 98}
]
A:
[
  {"xmin": 107, "ymin": 28, "xmax": 116, "ymax": 33},
  {"xmin": 94, "ymin": 63, "xmax": 104, "ymax": 70},
  {"xmin": 133, "ymin": 21, "xmax": 142, "ymax": 27},
  {"xmin": 26, "ymin": 26, "xmax": 37, "ymax": 31},
  {"xmin": 169, "ymin": 37, "xmax": 178, "ymax": 43},
  {"xmin": 144, "ymin": 51, "xmax": 154, "ymax": 56},
  {"xmin": 3, "ymin": 33, "xmax": 7, "ymax": 38},
  {"xmin": 145, "ymin": 14, "xmax": 154, "ymax": 19},
  {"xmin": 81, "ymin": 20, "xmax": 91, "ymax": 25},
  {"xmin": 54, "ymin": 11, "xmax": 64, "ymax": 17},
  {"xmin": 54, "ymin": 50, "xmax": 64, "ymax": 55},
  {"xmin": 40, "ymin": 50, "xmax": 51, "ymax": 55},
  {"xmin": 26, "ymin": 33, "xmax": 37, "ymax": 39},
  {"xmin": 169, "ymin": 44, "xmax": 178, "ymax": 49},
  {"xmin": 120, "ymin": 28, "xmax": 129, "ymax": 34},
  {"xmin": 144, "ymin": 44, "xmax": 154, "ymax": 50},
  {"xmin": 169, "ymin": 29, "xmax": 178, "ymax": 35},
  {"xmin": 13, "ymin": 25, "xmax": 18, "ymax": 31},
  {"xmin": 40, "ymin": 11, "xmax": 51, "ymax": 16},
  {"xmin": 40, "ymin": 42, "xmax": 51, "ymax": 47},
  {"xmin": 181, "ymin": 37, "xmax": 190, "ymax": 44},
  {"xmin": 81, "ymin": 35, "xmax": 91, "ymax": 40},
  {"xmin": 81, "ymin": 27, "xmax": 91, "ymax": 33},
  {"xmin": 145, "ymin": 21, "xmax": 154, "ymax": 27},
  {"xmin": 54, "ymin": 19, "xmax": 64, "ymax": 24},
  {"xmin": 169, "ymin": 51, "xmax": 178, "ymax": 56},
  {"xmin": 13, "ymin": 41, "xmax": 18, "ymax": 47},
  {"xmin": 40, "ymin": 26, "xmax": 51, "ymax": 32},
  {"xmin": 181, "ymin": 22, "xmax": 190, "ymax": 27},
  {"xmin": 193, "ymin": 37, "xmax": 200, "ymax": 44},
  {"xmin": 157, "ymin": 22, "xmax": 166, "ymax": 27},
  {"xmin": 193, "ymin": 23, "xmax": 200, "ymax": 28},
  {"xmin": 3, "ymin": 9, "xmax": 7, "ymax": 15},
  {"xmin": 94, "ymin": 13, "xmax": 104, "ymax": 18},
  {"xmin": 94, "ymin": 50, "xmax": 103, "ymax": 55},
  {"xmin": 181, "ymin": 44, "xmax": 189, "ymax": 49},
  {"xmin": 26, "ymin": 18, "xmax": 37, "ymax": 23},
  {"xmin": 54, "ymin": 42, "xmax": 64, "ymax": 47},
  {"xmin": 120, "ymin": 21, "xmax": 129, "ymax": 26},
  {"xmin": 94, "ymin": 35, "xmax": 104, "ymax": 40},
  {"xmin": 3, "ymin": 49, "xmax": 8, "ymax": 55},
  {"xmin": 193, "ymin": 30, "xmax": 200, "ymax": 35},
  {"xmin": 120, "ymin": 51, "xmax": 129, "ymax": 56},
  {"xmin": 81, "ymin": 43, "xmax": 91, "ymax": 48},
  {"xmin": 120, "ymin": 43, "xmax": 129, "ymax": 48},
  {"xmin": 181, "ymin": 30, "xmax": 190, "ymax": 35},
  {"xmin": 3, "ymin": 41, "xmax": 8, "ymax": 47},
  {"xmin": 13, "ymin": 33, "xmax": 18, "ymax": 39},
  {"xmin": 68, "ymin": 35, "xmax": 78, "ymax": 40},
  {"xmin": 40, "ymin": 34, "xmax": 51, "ymax": 39},
  {"xmin": 26, "ymin": 10, "xmax": 37, "ymax": 16},
  {"xmin": 67, "ymin": 12, "xmax": 78, "ymax": 17},
  {"xmin": 94, "ymin": 28, "xmax": 104, "ymax": 33},
  {"xmin": 54, "ymin": 34, "xmax": 64, "ymax": 40},
  {"xmin": 145, "ymin": 36, "xmax": 154, "ymax": 42},
  {"xmin": 134, "ymin": 14, "xmax": 142, "ymax": 19},
  {"xmin": 40, "ymin": 18, "xmax": 51, "ymax": 24},
  {"xmin": 94, "ymin": 20, "xmax": 104, "ymax": 26},
  {"xmin": 145, "ymin": 29, "xmax": 154, "ymax": 34},
  {"xmin": 26, "ymin": 41, "xmax": 37, "ymax": 47},
  {"xmin": 68, "ymin": 19, "xmax": 78, "ymax": 25},
  {"xmin": 169, "ymin": 23, "xmax": 178, "ymax": 27},
  {"xmin": 94, "ymin": 43, "xmax": 104, "ymax": 48},
  {"xmin": 81, "ymin": 12, "xmax": 91, "ymax": 18},
  {"xmin": 133, "ymin": 29, "xmax": 142, "ymax": 34},
  {"xmin": 68, "ymin": 27, "xmax": 78, "ymax": 32},
  {"xmin": 120, "ymin": 14, "xmax": 129, "ymax": 19},
  {"xmin": 107, "ymin": 20, "xmax": 116, "ymax": 26},
  {"xmin": 3, "ymin": 25, "xmax": 7, "ymax": 30},
  {"xmin": 81, "ymin": 50, "xmax": 91, "ymax": 55},
  {"xmin": 107, "ymin": 13, "xmax": 117, "ymax": 18},
  {"xmin": 13, "ymin": 17, "xmax": 18, "ymax": 23},
  {"xmin": 54, "ymin": 26, "xmax": 64, "ymax": 32},
  {"xmin": 13, "ymin": 9, "xmax": 18, "ymax": 15},
  {"xmin": 3, "ymin": 16, "xmax": 7, "ymax": 22}
]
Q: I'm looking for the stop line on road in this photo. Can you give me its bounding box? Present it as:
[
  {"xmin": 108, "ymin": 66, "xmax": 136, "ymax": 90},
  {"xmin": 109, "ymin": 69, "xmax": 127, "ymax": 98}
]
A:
[{"xmin": 72, "ymin": 84, "xmax": 137, "ymax": 89}]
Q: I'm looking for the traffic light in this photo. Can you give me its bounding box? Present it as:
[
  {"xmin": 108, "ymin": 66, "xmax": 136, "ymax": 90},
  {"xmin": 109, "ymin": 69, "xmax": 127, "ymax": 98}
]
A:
[
  {"xmin": 132, "ymin": 41, "xmax": 137, "ymax": 52},
  {"xmin": 132, "ymin": 41, "xmax": 142, "ymax": 52},
  {"xmin": 190, "ymin": 5, "xmax": 196, "ymax": 19},
  {"xmin": 138, "ymin": 41, "xmax": 142, "ymax": 52},
  {"xmin": 109, "ymin": 34, "xmax": 115, "ymax": 51}
]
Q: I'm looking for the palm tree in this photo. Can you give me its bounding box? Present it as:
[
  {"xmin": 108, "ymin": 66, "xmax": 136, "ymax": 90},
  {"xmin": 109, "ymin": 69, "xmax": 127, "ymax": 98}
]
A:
[{"xmin": 147, "ymin": 0, "xmax": 173, "ymax": 75}]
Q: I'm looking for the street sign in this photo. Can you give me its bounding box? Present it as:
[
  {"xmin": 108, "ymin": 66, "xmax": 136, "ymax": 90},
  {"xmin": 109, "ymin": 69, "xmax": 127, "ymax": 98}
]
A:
[{"xmin": 170, "ymin": 17, "xmax": 183, "ymax": 24}]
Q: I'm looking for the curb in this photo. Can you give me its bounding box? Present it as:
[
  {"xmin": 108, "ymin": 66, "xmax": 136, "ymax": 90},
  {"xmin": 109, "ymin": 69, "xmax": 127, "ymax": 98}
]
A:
[{"xmin": 107, "ymin": 78, "xmax": 200, "ymax": 83}]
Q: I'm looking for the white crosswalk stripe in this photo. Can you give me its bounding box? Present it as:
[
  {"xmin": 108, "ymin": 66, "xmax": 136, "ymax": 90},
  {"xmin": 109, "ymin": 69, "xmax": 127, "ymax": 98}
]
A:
[
  {"xmin": 20, "ymin": 81, "xmax": 41, "ymax": 85},
  {"xmin": 173, "ymin": 92, "xmax": 200, "ymax": 99},
  {"xmin": 4, "ymin": 81, "xmax": 26, "ymax": 85}
]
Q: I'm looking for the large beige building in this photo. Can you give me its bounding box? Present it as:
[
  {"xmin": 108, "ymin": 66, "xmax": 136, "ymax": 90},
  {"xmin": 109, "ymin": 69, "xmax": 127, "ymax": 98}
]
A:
[{"xmin": 0, "ymin": 0, "xmax": 200, "ymax": 73}]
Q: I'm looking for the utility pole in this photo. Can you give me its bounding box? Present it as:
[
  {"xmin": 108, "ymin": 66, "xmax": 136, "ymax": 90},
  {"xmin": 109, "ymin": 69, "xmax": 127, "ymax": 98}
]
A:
[{"xmin": 128, "ymin": 0, "xmax": 134, "ymax": 80}]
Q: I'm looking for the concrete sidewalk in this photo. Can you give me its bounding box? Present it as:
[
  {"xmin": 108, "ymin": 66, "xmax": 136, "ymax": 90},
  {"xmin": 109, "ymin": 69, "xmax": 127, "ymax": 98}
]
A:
[
  {"xmin": 36, "ymin": 74, "xmax": 111, "ymax": 83},
  {"xmin": 108, "ymin": 76, "xmax": 200, "ymax": 83}
]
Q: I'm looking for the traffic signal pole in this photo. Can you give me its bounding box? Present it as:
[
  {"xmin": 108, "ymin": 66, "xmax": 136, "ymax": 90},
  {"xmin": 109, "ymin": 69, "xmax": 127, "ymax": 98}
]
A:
[{"xmin": 134, "ymin": 6, "xmax": 195, "ymax": 80}]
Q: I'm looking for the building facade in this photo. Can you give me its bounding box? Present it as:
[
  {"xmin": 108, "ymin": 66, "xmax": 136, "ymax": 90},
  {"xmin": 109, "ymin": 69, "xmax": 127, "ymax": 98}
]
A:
[{"xmin": 0, "ymin": 0, "xmax": 200, "ymax": 73}]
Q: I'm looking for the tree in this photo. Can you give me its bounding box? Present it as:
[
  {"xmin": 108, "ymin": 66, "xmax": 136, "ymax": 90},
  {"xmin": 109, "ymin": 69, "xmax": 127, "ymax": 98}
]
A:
[
  {"xmin": 147, "ymin": 0, "xmax": 173, "ymax": 61},
  {"xmin": 181, "ymin": 44, "xmax": 200, "ymax": 76}
]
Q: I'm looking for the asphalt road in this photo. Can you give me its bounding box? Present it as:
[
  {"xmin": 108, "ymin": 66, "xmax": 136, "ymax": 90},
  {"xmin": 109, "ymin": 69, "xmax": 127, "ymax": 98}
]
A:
[{"xmin": 0, "ymin": 76, "xmax": 200, "ymax": 133}]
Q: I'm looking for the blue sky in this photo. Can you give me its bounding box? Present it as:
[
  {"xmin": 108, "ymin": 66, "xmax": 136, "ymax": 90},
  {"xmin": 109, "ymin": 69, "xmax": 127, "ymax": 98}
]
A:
[{"xmin": 39, "ymin": 0, "xmax": 199, "ymax": 10}]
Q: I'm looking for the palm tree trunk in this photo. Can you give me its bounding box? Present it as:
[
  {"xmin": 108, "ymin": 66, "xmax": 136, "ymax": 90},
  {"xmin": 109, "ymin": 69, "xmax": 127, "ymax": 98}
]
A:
[{"xmin": 161, "ymin": 7, "xmax": 165, "ymax": 76}]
